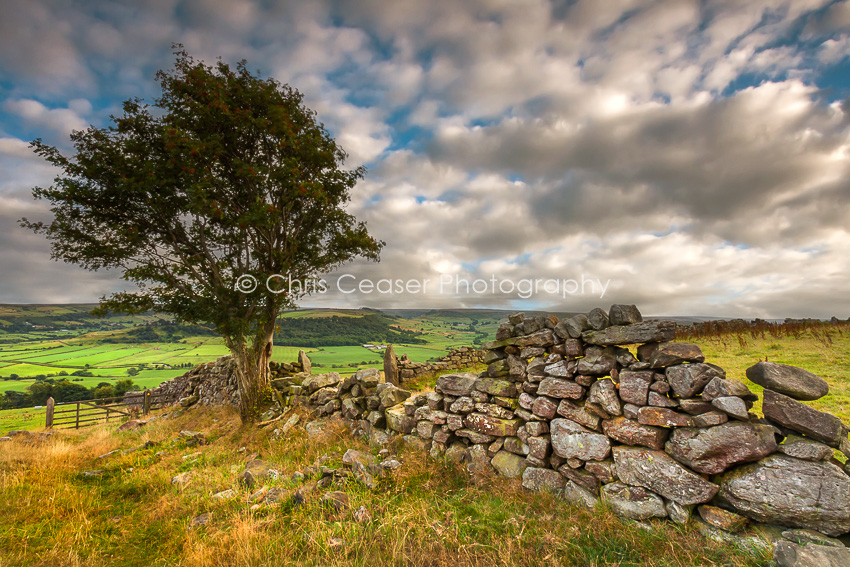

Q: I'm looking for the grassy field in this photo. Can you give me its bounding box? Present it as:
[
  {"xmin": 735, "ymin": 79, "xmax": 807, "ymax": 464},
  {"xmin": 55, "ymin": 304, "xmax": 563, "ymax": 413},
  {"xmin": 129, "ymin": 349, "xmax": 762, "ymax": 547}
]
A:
[{"xmin": 0, "ymin": 406, "xmax": 770, "ymax": 566}]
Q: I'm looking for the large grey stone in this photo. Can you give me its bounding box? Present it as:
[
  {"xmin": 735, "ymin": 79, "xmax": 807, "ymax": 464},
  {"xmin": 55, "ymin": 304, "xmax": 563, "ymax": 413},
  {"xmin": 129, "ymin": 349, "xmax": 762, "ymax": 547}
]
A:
[
  {"xmin": 582, "ymin": 320, "xmax": 676, "ymax": 346},
  {"xmin": 587, "ymin": 308, "xmax": 609, "ymax": 330},
  {"xmin": 537, "ymin": 378, "xmax": 584, "ymax": 399},
  {"xmin": 491, "ymin": 450, "xmax": 528, "ymax": 478},
  {"xmin": 563, "ymin": 314, "xmax": 590, "ymax": 338},
  {"xmin": 665, "ymin": 363, "xmax": 725, "ymax": 398},
  {"xmin": 436, "ymin": 373, "xmax": 479, "ymax": 397},
  {"xmin": 464, "ymin": 413, "xmax": 521, "ymax": 437},
  {"xmin": 475, "ymin": 377, "xmax": 517, "ymax": 397},
  {"xmin": 711, "ymin": 396, "xmax": 749, "ymax": 421},
  {"xmin": 747, "ymin": 361, "xmax": 829, "ymax": 401},
  {"xmin": 562, "ymin": 481, "xmax": 600, "ymax": 509},
  {"xmin": 298, "ymin": 350, "xmax": 312, "ymax": 375},
  {"xmin": 556, "ymin": 400, "xmax": 601, "ymax": 431},
  {"xmin": 665, "ymin": 422, "xmax": 778, "ymax": 474},
  {"xmin": 608, "ymin": 304, "xmax": 643, "ymax": 326},
  {"xmin": 383, "ymin": 345, "xmax": 399, "ymax": 386},
  {"xmin": 701, "ymin": 377, "xmax": 757, "ymax": 402},
  {"xmin": 522, "ymin": 467, "xmax": 566, "ymax": 494},
  {"xmin": 613, "ymin": 446, "xmax": 719, "ymax": 505},
  {"xmin": 601, "ymin": 483, "xmax": 667, "ymax": 520},
  {"xmin": 773, "ymin": 540, "xmax": 850, "ymax": 567},
  {"xmin": 641, "ymin": 343, "xmax": 705, "ymax": 368},
  {"xmin": 717, "ymin": 454, "xmax": 850, "ymax": 536},
  {"xmin": 618, "ymin": 370, "xmax": 654, "ymax": 405},
  {"xmin": 576, "ymin": 347, "xmax": 617, "ymax": 375},
  {"xmin": 379, "ymin": 385, "xmax": 411, "ymax": 408},
  {"xmin": 762, "ymin": 389, "xmax": 845, "ymax": 446},
  {"xmin": 302, "ymin": 372, "xmax": 341, "ymax": 393},
  {"xmin": 777, "ymin": 435, "xmax": 835, "ymax": 461},
  {"xmin": 550, "ymin": 418, "xmax": 611, "ymax": 461},
  {"xmin": 602, "ymin": 417, "xmax": 668, "ymax": 450},
  {"xmin": 588, "ymin": 379, "xmax": 621, "ymax": 417}
]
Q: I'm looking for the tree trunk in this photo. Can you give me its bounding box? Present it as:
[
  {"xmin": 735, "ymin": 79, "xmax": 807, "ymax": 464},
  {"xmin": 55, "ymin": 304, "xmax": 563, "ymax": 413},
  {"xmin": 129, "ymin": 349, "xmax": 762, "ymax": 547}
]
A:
[{"xmin": 232, "ymin": 331, "xmax": 274, "ymax": 423}]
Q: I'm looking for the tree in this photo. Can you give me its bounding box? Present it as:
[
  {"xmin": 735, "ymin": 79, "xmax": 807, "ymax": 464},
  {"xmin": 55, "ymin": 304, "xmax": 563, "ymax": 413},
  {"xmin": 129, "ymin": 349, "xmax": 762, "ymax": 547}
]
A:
[{"xmin": 21, "ymin": 47, "xmax": 383, "ymax": 422}]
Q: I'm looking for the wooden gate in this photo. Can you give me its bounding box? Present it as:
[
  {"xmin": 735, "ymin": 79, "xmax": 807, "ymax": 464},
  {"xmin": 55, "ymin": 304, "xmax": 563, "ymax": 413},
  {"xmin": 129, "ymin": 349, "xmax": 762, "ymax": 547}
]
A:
[{"xmin": 45, "ymin": 390, "xmax": 171, "ymax": 429}]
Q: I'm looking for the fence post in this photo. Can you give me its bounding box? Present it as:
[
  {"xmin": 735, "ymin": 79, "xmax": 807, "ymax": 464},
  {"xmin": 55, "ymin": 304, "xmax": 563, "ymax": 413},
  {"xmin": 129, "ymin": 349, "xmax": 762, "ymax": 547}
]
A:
[
  {"xmin": 45, "ymin": 397, "xmax": 54, "ymax": 429},
  {"xmin": 143, "ymin": 390, "xmax": 151, "ymax": 416},
  {"xmin": 75, "ymin": 402, "xmax": 80, "ymax": 429}
]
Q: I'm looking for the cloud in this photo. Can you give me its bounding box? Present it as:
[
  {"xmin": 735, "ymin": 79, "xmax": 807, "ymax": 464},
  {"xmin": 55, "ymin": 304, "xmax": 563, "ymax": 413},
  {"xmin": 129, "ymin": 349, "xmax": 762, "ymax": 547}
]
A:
[{"xmin": 0, "ymin": 0, "xmax": 849, "ymax": 318}]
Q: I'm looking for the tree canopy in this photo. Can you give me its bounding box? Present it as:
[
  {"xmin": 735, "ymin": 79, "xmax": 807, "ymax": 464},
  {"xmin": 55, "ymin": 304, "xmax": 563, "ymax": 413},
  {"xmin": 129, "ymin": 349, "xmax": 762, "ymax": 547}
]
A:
[{"xmin": 22, "ymin": 48, "xmax": 384, "ymax": 421}]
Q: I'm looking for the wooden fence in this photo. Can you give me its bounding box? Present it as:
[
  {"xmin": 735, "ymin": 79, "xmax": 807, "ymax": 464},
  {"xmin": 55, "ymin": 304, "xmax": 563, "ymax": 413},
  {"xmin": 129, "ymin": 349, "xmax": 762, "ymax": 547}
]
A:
[{"xmin": 45, "ymin": 390, "xmax": 172, "ymax": 429}]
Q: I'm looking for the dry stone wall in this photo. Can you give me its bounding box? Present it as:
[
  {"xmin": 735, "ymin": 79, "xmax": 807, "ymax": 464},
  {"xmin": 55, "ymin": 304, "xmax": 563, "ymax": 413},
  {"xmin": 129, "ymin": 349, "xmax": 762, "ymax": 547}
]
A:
[
  {"xmin": 393, "ymin": 346, "xmax": 483, "ymax": 383},
  {"xmin": 294, "ymin": 305, "xmax": 850, "ymax": 545}
]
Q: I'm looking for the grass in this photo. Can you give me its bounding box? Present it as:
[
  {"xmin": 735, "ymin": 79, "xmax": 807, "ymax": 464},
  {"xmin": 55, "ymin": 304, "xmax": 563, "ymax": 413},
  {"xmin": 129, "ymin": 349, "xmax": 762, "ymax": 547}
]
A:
[{"xmin": 0, "ymin": 406, "xmax": 770, "ymax": 566}]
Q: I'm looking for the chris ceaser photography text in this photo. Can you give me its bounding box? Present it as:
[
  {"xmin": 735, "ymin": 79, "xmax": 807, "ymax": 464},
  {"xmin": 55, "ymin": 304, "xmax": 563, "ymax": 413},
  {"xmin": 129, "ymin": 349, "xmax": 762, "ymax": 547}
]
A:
[{"xmin": 234, "ymin": 273, "xmax": 612, "ymax": 299}]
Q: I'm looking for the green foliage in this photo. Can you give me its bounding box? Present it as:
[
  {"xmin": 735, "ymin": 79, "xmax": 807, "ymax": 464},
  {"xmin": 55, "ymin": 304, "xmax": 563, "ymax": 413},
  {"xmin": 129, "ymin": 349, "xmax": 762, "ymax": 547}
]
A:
[{"xmin": 273, "ymin": 313, "xmax": 427, "ymax": 347}]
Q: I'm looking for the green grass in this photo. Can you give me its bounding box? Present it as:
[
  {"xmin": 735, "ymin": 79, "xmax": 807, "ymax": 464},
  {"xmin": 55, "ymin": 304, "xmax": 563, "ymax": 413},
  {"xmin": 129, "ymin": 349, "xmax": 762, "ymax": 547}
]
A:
[
  {"xmin": 0, "ymin": 407, "xmax": 770, "ymax": 566},
  {"xmin": 0, "ymin": 406, "xmax": 44, "ymax": 432}
]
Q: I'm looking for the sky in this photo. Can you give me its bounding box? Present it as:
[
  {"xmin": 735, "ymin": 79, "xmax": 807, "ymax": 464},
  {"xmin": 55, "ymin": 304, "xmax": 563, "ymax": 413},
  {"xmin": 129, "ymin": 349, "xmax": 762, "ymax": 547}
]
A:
[{"xmin": 1, "ymin": 0, "xmax": 850, "ymax": 318}]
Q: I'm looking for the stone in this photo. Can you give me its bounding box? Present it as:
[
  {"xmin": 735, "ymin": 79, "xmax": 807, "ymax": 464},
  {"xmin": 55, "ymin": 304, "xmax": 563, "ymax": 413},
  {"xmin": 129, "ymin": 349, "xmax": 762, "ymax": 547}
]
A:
[
  {"xmin": 665, "ymin": 500, "xmax": 693, "ymax": 525},
  {"xmin": 322, "ymin": 491, "xmax": 350, "ymax": 512},
  {"xmin": 562, "ymin": 481, "xmax": 600, "ymax": 509},
  {"xmin": 527, "ymin": 435, "xmax": 551, "ymax": 460},
  {"xmin": 309, "ymin": 386, "xmax": 339, "ymax": 407},
  {"xmin": 503, "ymin": 436, "xmax": 530, "ymax": 456},
  {"xmin": 559, "ymin": 465, "xmax": 600, "ymax": 492},
  {"xmin": 618, "ymin": 371, "xmax": 654, "ymax": 405},
  {"xmin": 302, "ymin": 372, "xmax": 341, "ymax": 393},
  {"xmin": 689, "ymin": 411, "xmax": 727, "ymax": 427},
  {"xmin": 171, "ymin": 471, "xmax": 193, "ymax": 486},
  {"xmin": 702, "ymin": 377, "xmax": 757, "ymax": 402},
  {"xmin": 717, "ymin": 454, "xmax": 850, "ymax": 536},
  {"xmin": 385, "ymin": 404, "xmax": 415, "ymax": 434},
  {"xmin": 474, "ymin": 403, "xmax": 513, "ymax": 420},
  {"xmin": 514, "ymin": 329, "xmax": 556, "ymax": 348},
  {"xmin": 582, "ymin": 321, "xmax": 676, "ymax": 347},
  {"xmin": 587, "ymin": 308, "xmax": 610, "ymax": 330},
  {"xmin": 642, "ymin": 343, "xmax": 705, "ymax": 368},
  {"xmin": 379, "ymin": 385, "xmax": 411, "ymax": 408},
  {"xmin": 449, "ymin": 397, "xmax": 476, "ymax": 413},
  {"xmin": 190, "ymin": 513, "xmax": 211, "ymax": 528},
  {"xmin": 637, "ymin": 407, "xmax": 693, "ymax": 428},
  {"xmin": 649, "ymin": 381, "xmax": 670, "ymax": 394},
  {"xmin": 550, "ymin": 418, "xmax": 612, "ymax": 461},
  {"xmin": 522, "ymin": 467, "xmax": 566, "ymax": 494},
  {"xmin": 465, "ymin": 444, "xmax": 495, "ymax": 477},
  {"xmin": 563, "ymin": 314, "xmax": 590, "ymax": 338},
  {"xmin": 622, "ymin": 403, "xmax": 639, "ymax": 420},
  {"xmin": 747, "ymin": 361, "xmax": 829, "ymax": 401},
  {"xmin": 698, "ymin": 505, "xmax": 749, "ymax": 533},
  {"xmin": 564, "ymin": 339, "xmax": 584, "ymax": 357},
  {"xmin": 464, "ymin": 413, "xmax": 521, "ymax": 437},
  {"xmin": 537, "ymin": 378, "xmax": 584, "ymax": 400},
  {"xmin": 354, "ymin": 368, "xmax": 380, "ymax": 388},
  {"xmin": 556, "ymin": 400, "xmax": 601, "ymax": 430},
  {"xmin": 608, "ymin": 304, "xmax": 643, "ymax": 325},
  {"xmin": 647, "ymin": 391, "xmax": 678, "ymax": 408},
  {"xmin": 117, "ymin": 419, "xmax": 146, "ymax": 432},
  {"xmin": 773, "ymin": 541, "xmax": 850, "ymax": 567},
  {"xmin": 666, "ymin": 363, "xmax": 725, "ymax": 398},
  {"xmin": 679, "ymin": 398, "xmax": 715, "ymax": 415},
  {"xmin": 777, "ymin": 435, "xmax": 835, "ymax": 461},
  {"xmin": 491, "ymin": 451, "xmax": 528, "ymax": 478},
  {"xmin": 664, "ymin": 422, "xmax": 778, "ymax": 475},
  {"xmin": 237, "ymin": 459, "xmax": 279, "ymax": 489},
  {"xmin": 354, "ymin": 505, "xmax": 372, "ymax": 524},
  {"xmin": 585, "ymin": 460, "xmax": 617, "ymax": 484},
  {"xmin": 383, "ymin": 345, "xmax": 399, "ymax": 386},
  {"xmin": 601, "ymin": 483, "xmax": 667, "ymax": 521},
  {"xmin": 781, "ymin": 528, "xmax": 846, "ymax": 548},
  {"xmin": 298, "ymin": 350, "xmax": 312, "ymax": 375},
  {"xmin": 475, "ymin": 378, "xmax": 517, "ymax": 397},
  {"xmin": 762, "ymin": 390, "xmax": 845, "ymax": 446},
  {"xmin": 613, "ymin": 446, "xmax": 719, "ymax": 505},
  {"xmin": 212, "ymin": 489, "xmax": 237, "ymax": 500},
  {"xmin": 543, "ymin": 360, "xmax": 571, "ymax": 377},
  {"xmin": 602, "ymin": 417, "xmax": 668, "ymax": 450},
  {"xmin": 588, "ymin": 379, "xmax": 621, "ymax": 416},
  {"xmin": 532, "ymin": 396, "xmax": 558, "ymax": 419},
  {"xmin": 525, "ymin": 422, "xmax": 549, "ymax": 436},
  {"xmin": 436, "ymin": 373, "xmax": 479, "ymax": 397},
  {"xmin": 711, "ymin": 396, "xmax": 749, "ymax": 420},
  {"xmin": 576, "ymin": 347, "xmax": 617, "ymax": 375}
]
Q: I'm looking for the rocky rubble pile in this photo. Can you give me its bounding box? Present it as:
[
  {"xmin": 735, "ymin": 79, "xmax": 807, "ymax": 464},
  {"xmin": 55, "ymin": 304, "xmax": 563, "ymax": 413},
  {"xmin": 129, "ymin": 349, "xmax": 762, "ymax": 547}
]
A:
[{"xmin": 139, "ymin": 350, "xmax": 312, "ymax": 409}]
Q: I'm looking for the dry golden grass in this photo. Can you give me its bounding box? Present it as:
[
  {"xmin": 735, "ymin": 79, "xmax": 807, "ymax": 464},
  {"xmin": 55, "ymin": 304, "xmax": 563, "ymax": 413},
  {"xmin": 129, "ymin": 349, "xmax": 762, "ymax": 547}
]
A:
[{"xmin": 0, "ymin": 405, "xmax": 771, "ymax": 567}]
